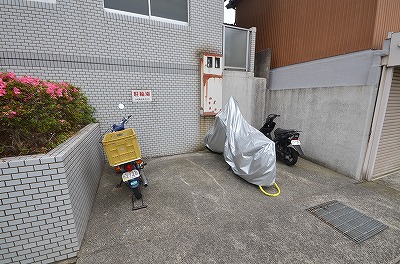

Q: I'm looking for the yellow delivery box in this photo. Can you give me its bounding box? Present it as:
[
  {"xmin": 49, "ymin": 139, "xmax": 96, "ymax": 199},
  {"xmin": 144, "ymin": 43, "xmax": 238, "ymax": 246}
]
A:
[{"xmin": 102, "ymin": 128, "xmax": 141, "ymax": 166}]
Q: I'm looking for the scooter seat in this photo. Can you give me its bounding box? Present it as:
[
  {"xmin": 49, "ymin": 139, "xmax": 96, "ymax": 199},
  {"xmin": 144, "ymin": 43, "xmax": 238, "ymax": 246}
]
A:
[{"xmin": 274, "ymin": 128, "xmax": 296, "ymax": 135}]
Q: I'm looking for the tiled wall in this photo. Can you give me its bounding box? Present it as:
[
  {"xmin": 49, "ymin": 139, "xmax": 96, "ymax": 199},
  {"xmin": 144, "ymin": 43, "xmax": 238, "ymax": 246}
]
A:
[
  {"xmin": 0, "ymin": 0, "xmax": 224, "ymax": 158},
  {"xmin": 0, "ymin": 123, "xmax": 103, "ymax": 263}
]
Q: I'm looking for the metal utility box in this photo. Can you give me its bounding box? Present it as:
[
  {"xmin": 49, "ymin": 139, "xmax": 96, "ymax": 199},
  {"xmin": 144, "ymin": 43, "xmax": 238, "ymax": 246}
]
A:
[
  {"xmin": 102, "ymin": 128, "xmax": 141, "ymax": 166},
  {"xmin": 388, "ymin": 32, "xmax": 400, "ymax": 67},
  {"xmin": 200, "ymin": 54, "xmax": 223, "ymax": 116}
]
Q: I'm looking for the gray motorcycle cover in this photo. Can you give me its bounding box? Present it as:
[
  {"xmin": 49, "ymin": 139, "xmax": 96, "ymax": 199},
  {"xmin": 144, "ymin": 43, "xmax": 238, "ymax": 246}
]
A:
[{"xmin": 204, "ymin": 97, "xmax": 276, "ymax": 187}]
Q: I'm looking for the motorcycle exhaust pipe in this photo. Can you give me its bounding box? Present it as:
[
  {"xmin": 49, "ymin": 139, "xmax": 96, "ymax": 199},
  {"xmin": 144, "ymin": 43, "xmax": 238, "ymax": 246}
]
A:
[{"xmin": 140, "ymin": 170, "xmax": 148, "ymax": 187}]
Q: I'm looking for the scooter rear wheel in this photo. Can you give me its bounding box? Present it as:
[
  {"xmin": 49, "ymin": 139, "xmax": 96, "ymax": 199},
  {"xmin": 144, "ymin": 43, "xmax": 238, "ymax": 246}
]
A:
[
  {"xmin": 283, "ymin": 148, "xmax": 298, "ymax": 166},
  {"xmin": 132, "ymin": 187, "xmax": 142, "ymax": 199}
]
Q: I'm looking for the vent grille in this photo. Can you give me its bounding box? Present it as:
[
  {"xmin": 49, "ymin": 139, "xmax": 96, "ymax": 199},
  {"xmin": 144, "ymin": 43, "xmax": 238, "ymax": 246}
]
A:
[{"xmin": 307, "ymin": 201, "xmax": 388, "ymax": 243}]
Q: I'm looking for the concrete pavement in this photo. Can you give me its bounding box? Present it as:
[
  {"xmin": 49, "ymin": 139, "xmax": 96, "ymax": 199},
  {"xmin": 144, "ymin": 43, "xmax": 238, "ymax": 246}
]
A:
[{"xmin": 75, "ymin": 151, "xmax": 400, "ymax": 264}]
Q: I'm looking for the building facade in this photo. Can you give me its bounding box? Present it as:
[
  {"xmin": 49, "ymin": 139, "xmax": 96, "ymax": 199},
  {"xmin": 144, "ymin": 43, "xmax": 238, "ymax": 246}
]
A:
[
  {"xmin": 0, "ymin": 0, "xmax": 227, "ymax": 263},
  {"xmin": 0, "ymin": 0, "xmax": 224, "ymax": 159},
  {"xmin": 234, "ymin": 0, "xmax": 400, "ymax": 68},
  {"xmin": 232, "ymin": 0, "xmax": 400, "ymax": 180}
]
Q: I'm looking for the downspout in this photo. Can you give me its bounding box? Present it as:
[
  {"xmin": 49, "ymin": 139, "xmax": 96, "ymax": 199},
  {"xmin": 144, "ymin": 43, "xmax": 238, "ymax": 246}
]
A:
[
  {"xmin": 362, "ymin": 64, "xmax": 393, "ymax": 180},
  {"xmin": 361, "ymin": 34, "xmax": 395, "ymax": 180}
]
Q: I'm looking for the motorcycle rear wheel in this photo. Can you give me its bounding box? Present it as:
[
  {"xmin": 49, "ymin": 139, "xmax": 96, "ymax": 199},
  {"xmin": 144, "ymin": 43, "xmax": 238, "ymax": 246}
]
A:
[
  {"xmin": 283, "ymin": 148, "xmax": 298, "ymax": 166},
  {"xmin": 132, "ymin": 187, "xmax": 142, "ymax": 199}
]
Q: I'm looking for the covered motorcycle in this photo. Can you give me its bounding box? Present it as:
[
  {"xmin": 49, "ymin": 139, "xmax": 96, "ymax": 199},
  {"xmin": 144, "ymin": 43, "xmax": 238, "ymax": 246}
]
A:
[{"xmin": 204, "ymin": 97, "xmax": 277, "ymax": 187}]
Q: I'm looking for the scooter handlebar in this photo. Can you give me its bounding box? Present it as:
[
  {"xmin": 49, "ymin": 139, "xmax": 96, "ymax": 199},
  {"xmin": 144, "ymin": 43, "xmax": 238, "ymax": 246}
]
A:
[
  {"xmin": 267, "ymin": 114, "xmax": 280, "ymax": 122},
  {"xmin": 111, "ymin": 115, "xmax": 133, "ymax": 132}
]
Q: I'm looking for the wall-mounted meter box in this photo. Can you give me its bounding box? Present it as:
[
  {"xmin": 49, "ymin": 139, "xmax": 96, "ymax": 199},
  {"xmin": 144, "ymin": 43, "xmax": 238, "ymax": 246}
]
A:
[
  {"xmin": 200, "ymin": 54, "xmax": 223, "ymax": 116},
  {"xmin": 388, "ymin": 32, "xmax": 400, "ymax": 67}
]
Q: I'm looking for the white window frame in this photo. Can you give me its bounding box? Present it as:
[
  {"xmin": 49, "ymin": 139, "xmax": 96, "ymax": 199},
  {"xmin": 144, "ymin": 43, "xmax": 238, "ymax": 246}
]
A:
[
  {"xmin": 223, "ymin": 25, "xmax": 250, "ymax": 71},
  {"xmin": 104, "ymin": 0, "xmax": 189, "ymax": 26},
  {"xmin": 27, "ymin": 0, "xmax": 56, "ymax": 3}
]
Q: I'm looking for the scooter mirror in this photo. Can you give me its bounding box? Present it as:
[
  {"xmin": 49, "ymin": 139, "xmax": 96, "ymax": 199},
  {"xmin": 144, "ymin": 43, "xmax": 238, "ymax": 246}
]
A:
[{"xmin": 118, "ymin": 103, "xmax": 125, "ymax": 110}]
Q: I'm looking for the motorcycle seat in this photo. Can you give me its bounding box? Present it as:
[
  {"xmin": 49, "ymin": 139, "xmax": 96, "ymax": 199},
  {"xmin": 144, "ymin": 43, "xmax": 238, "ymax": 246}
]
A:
[{"xmin": 274, "ymin": 128, "xmax": 296, "ymax": 135}]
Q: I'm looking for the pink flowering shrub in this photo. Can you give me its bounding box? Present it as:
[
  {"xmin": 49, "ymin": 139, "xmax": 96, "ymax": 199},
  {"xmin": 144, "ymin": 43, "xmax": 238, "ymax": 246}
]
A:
[{"xmin": 0, "ymin": 72, "xmax": 95, "ymax": 157}]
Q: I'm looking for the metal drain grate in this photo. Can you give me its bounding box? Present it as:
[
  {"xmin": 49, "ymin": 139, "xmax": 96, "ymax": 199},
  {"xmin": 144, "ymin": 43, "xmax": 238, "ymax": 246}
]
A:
[{"xmin": 307, "ymin": 200, "xmax": 388, "ymax": 243}]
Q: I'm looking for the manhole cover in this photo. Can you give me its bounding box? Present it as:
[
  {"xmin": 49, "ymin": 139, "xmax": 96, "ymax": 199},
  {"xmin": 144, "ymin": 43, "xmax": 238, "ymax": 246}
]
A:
[{"xmin": 307, "ymin": 200, "xmax": 388, "ymax": 243}]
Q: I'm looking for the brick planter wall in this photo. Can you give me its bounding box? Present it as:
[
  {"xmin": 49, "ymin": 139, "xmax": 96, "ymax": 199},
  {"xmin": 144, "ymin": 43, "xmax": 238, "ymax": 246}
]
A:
[{"xmin": 0, "ymin": 123, "xmax": 104, "ymax": 264}]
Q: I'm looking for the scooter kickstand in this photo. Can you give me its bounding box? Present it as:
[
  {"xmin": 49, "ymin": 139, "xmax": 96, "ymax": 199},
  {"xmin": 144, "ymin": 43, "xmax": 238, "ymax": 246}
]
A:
[{"xmin": 132, "ymin": 192, "xmax": 147, "ymax": 211}]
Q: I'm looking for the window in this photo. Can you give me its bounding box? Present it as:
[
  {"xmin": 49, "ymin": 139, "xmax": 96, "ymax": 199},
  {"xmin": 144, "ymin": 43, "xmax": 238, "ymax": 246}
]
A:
[
  {"xmin": 223, "ymin": 25, "xmax": 250, "ymax": 71},
  {"xmin": 27, "ymin": 0, "xmax": 56, "ymax": 3},
  {"xmin": 104, "ymin": 0, "xmax": 188, "ymax": 23}
]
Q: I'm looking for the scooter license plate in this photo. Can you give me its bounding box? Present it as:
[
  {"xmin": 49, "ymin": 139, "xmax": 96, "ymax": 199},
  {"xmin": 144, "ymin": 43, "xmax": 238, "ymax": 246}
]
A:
[
  {"xmin": 122, "ymin": 170, "xmax": 140, "ymax": 182},
  {"xmin": 291, "ymin": 140, "xmax": 301, "ymax": 146}
]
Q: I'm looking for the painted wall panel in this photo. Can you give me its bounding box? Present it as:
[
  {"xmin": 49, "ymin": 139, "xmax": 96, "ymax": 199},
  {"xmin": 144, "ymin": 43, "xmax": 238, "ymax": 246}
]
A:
[
  {"xmin": 236, "ymin": 0, "xmax": 381, "ymax": 68},
  {"xmin": 373, "ymin": 0, "xmax": 400, "ymax": 48}
]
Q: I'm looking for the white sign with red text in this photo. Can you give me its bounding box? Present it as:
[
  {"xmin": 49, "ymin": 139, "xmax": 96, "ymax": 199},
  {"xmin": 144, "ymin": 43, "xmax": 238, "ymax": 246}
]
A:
[{"xmin": 132, "ymin": 90, "xmax": 152, "ymax": 102}]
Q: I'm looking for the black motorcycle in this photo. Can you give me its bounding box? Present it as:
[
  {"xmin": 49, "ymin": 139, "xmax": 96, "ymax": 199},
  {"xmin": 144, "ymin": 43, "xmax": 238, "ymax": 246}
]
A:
[
  {"xmin": 260, "ymin": 114, "xmax": 304, "ymax": 166},
  {"xmin": 102, "ymin": 104, "xmax": 148, "ymax": 210}
]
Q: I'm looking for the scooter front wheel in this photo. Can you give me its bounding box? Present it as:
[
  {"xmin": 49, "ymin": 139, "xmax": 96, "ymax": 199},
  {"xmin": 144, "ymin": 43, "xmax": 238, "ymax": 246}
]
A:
[{"xmin": 283, "ymin": 148, "xmax": 298, "ymax": 166}]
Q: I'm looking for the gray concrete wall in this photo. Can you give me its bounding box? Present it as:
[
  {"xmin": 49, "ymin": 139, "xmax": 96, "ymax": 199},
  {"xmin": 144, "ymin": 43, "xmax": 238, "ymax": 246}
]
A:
[
  {"xmin": 223, "ymin": 71, "xmax": 267, "ymax": 128},
  {"xmin": 254, "ymin": 49, "xmax": 272, "ymax": 82},
  {"xmin": 0, "ymin": 124, "xmax": 103, "ymax": 263},
  {"xmin": 265, "ymin": 50, "xmax": 384, "ymax": 179},
  {"xmin": 266, "ymin": 85, "xmax": 378, "ymax": 180},
  {"xmin": 269, "ymin": 50, "xmax": 385, "ymax": 90}
]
